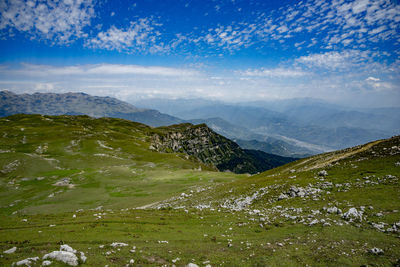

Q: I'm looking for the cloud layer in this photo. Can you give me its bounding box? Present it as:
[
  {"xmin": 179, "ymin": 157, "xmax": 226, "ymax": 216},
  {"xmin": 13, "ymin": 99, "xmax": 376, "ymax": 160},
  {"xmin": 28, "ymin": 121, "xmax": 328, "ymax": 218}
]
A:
[
  {"xmin": 0, "ymin": 61, "xmax": 398, "ymax": 108},
  {"xmin": 1, "ymin": 0, "xmax": 398, "ymax": 55},
  {"xmin": 0, "ymin": 0, "xmax": 95, "ymax": 43},
  {"xmin": 0, "ymin": 0, "xmax": 398, "ymax": 107}
]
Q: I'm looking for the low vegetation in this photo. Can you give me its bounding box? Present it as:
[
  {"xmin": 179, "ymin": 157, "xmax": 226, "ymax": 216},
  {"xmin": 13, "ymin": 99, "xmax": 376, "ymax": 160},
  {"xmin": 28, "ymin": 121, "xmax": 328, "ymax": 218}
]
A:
[{"xmin": 0, "ymin": 114, "xmax": 399, "ymax": 266}]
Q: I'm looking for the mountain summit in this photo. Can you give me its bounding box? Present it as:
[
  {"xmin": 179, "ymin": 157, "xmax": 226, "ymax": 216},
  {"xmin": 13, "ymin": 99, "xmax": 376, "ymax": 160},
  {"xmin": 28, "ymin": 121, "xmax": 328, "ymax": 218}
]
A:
[{"xmin": 0, "ymin": 91, "xmax": 183, "ymax": 127}]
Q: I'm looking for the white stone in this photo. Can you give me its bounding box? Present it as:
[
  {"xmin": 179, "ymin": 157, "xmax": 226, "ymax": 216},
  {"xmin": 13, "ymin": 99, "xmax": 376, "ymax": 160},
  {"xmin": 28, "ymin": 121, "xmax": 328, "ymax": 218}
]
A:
[
  {"xmin": 172, "ymin": 257, "xmax": 180, "ymax": 263},
  {"xmin": 110, "ymin": 242, "xmax": 129, "ymax": 247},
  {"xmin": 278, "ymin": 193, "xmax": 288, "ymax": 200},
  {"xmin": 186, "ymin": 263, "xmax": 199, "ymax": 267},
  {"xmin": 369, "ymin": 247, "xmax": 384, "ymax": 255},
  {"xmin": 318, "ymin": 170, "xmax": 328, "ymax": 176},
  {"xmin": 14, "ymin": 256, "xmax": 39, "ymax": 266},
  {"xmin": 80, "ymin": 252, "xmax": 87, "ymax": 263},
  {"xmin": 4, "ymin": 246, "xmax": 17, "ymax": 254},
  {"xmin": 60, "ymin": 244, "xmax": 76, "ymax": 253},
  {"xmin": 43, "ymin": 251, "xmax": 78, "ymax": 266},
  {"xmin": 42, "ymin": 260, "xmax": 52, "ymax": 266},
  {"xmin": 342, "ymin": 208, "xmax": 363, "ymax": 221}
]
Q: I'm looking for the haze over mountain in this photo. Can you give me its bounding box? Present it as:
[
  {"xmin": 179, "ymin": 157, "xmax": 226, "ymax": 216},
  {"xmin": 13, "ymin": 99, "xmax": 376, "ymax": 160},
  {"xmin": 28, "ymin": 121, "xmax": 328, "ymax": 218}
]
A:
[
  {"xmin": 3, "ymin": 90, "xmax": 397, "ymax": 158},
  {"xmin": 0, "ymin": 90, "xmax": 315, "ymax": 158},
  {"xmin": 0, "ymin": 90, "xmax": 183, "ymax": 127},
  {"xmin": 133, "ymin": 97, "xmax": 399, "ymax": 154},
  {"xmin": 187, "ymin": 117, "xmax": 318, "ymax": 157}
]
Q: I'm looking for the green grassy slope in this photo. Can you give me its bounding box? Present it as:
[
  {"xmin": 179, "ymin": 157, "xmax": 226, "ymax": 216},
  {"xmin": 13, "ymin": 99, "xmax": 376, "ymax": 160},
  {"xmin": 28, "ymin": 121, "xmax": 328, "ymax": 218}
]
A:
[
  {"xmin": 0, "ymin": 115, "xmax": 399, "ymax": 266},
  {"xmin": 0, "ymin": 114, "xmax": 242, "ymax": 216}
]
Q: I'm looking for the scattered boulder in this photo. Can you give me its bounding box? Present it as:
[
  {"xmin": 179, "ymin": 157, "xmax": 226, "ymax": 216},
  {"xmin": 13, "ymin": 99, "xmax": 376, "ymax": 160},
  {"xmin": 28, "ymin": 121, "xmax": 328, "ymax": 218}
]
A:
[
  {"xmin": 278, "ymin": 193, "xmax": 289, "ymax": 200},
  {"xmin": 186, "ymin": 263, "xmax": 199, "ymax": 267},
  {"xmin": 371, "ymin": 222, "xmax": 385, "ymax": 231},
  {"xmin": 1, "ymin": 160, "xmax": 20, "ymax": 174},
  {"xmin": 110, "ymin": 242, "xmax": 128, "ymax": 247},
  {"xmin": 369, "ymin": 247, "xmax": 384, "ymax": 255},
  {"xmin": 14, "ymin": 256, "xmax": 39, "ymax": 266},
  {"xmin": 325, "ymin": 206, "xmax": 342, "ymax": 215},
  {"xmin": 278, "ymin": 185, "xmax": 322, "ymax": 200},
  {"xmin": 42, "ymin": 260, "xmax": 52, "ymax": 266},
  {"xmin": 60, "ymin": 244, "xmax": 77, "ymax": 253},
  {"xmin": 4, "ymin": 246, "xmax": 17, "ymax": 254},
  {"xmin": 318, "ymin": 170, "xmax": 328, "ymax": 176},
  {"xmin": 80, "ymin": 252, "xmax": 86, "ymax": 263},
  {"xmin": 385, "ymin": 221, "xmax": 400, "ymax": 233},
  {"xmin": 42, "ymin": 245, "xmax": 83, "ymax": 266},
  {"xmin": 53, "ymin": 178, "xmax": 74, "ymax": 188},
  {"xmin": 43, "ymin": 251, "xmax": 78, "ymax": 266},
  {"xmin": 342, "ymin": 208, "xmax": 363, "ymax": 221}
]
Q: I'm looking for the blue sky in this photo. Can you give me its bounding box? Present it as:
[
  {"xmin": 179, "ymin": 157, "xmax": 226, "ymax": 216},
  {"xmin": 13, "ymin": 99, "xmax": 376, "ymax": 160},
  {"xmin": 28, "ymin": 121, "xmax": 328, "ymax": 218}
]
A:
[{"xmin": 0, "ymin": 0, "xmax": 399, "ymax": 107}]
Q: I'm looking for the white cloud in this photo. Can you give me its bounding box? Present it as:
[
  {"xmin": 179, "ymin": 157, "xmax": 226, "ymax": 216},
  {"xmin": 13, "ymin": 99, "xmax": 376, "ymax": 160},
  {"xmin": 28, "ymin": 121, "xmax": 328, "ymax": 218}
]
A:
[
  {"xmin": 0, "ymin": 62, "xmax": 399, "ymax": 107},
  {"xmin": 251, "ymin": 0, "xmax": 400, "ymax": 52},
  {"xmin": 85, "ymin": 64, "xmax": 199, "ymax": 76},
  {"xmin": 369, "ymin": 25, "xmax": 387, "ymax": 35},
  {"xmin": 13, "ymin": 63, "xmax": 200, "ymax": 77},
  {"xmin": 296, "ymin": 50, "xmax": 373, "ymax": 70},
  {"xmin": 366, "ymin": 76, "xmax": 380, "ymax": 81},
  {"xmin": 240, "ymin": 68, "xmax": 308, "ymax": 78},
  {"xmin": 0, "ymin": 0, "xmax": 95, "ymax": 44},
  {"xmin": 365, "ymin": 76, "xmax": 394, "ymax": 92},
  {"xmin": 86, "ymin": 18, "xmax": 166, "ymax": 53},
  {"xmin": 196, "ymin": 23, "xmax": 257, "ymax": 52}
]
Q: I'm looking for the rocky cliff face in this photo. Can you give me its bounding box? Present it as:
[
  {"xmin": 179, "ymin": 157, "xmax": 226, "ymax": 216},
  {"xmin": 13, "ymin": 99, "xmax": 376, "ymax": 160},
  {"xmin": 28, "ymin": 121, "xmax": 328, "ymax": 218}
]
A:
[
  {"xmin": 151, "ymin": 123, "xmax": 241, "ymax": 165},
  {"xmin": 150, "ymin": 123, "xmax": 296, "ymax": 174}
]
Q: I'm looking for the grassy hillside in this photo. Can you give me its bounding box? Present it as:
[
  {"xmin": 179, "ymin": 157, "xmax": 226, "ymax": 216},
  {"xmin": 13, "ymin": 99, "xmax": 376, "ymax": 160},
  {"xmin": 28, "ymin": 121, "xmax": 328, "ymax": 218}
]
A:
[
  {"xmin": 0, "ymin": 115, "xmax": 399, "ymax": 266},
  {"xmin": 0, "ymin": 114, "xmax": 242, "ymax": 216}
]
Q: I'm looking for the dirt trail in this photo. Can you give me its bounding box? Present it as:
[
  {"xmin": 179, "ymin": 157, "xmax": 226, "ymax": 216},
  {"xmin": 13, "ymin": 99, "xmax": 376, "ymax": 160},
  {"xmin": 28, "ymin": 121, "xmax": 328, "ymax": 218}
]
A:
[
  {"xmin": 285, "ymin": 139, "xmax": 383, "ymax": 172},
  {"xmin": 136, "ymin": 201, "xmax": 160, "ymax": 209}
]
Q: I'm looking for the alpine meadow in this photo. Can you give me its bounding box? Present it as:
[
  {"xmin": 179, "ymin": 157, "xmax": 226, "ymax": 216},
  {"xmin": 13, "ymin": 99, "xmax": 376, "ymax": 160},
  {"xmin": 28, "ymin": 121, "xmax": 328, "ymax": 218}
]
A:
[{"xmin": 0, "ymin": 0, "xmax": 399, "ymax": 266}]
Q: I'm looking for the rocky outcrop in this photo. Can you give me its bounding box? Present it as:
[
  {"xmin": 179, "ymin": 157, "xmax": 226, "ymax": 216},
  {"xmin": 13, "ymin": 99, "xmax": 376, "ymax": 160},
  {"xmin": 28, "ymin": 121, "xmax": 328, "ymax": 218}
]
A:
[
  {"xmin": 151, "ymin": 123, "xmax": 243, "ymax": 169},
  {"xmin": 150, "ymin": 123, "xmax": 296, "ymax": 174}
]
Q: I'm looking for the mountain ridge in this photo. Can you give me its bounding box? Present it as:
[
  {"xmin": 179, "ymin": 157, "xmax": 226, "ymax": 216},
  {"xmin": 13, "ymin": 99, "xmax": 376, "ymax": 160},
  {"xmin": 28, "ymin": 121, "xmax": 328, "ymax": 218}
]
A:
[
  {"xmin": 0, "ymin": 90, "xmax": 184, "ymax": 127},
  {"xmin": 133, "ymin": 97, "xmax": 398, "ymax": 151},
  {"xmin": 0, "ymin": 91, "xmax": 313, "ymax": 158}
]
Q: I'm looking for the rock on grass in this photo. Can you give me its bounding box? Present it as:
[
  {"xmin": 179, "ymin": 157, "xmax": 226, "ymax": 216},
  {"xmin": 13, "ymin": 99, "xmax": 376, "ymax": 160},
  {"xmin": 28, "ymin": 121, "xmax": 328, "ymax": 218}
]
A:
[
  {"xmin": 4, "ymin": 246, "xmax": 17, "ymax": 254},
  {"xmin": 43, "ymin": 251, "xmax": 78, "ymax": 266}
]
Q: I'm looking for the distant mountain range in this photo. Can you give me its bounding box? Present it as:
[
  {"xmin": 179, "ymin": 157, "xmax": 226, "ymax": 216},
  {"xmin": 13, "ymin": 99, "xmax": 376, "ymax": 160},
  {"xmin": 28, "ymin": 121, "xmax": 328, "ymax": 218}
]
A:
[
  {"xmin": 0, "ymin": 91, "xmax": 183, "ymax": 127},
  {"xmin": 3, "ymin": 91, "xmax": 397, "ymax": 159},
  {"xmin": 132, "ymin": 97, "xmax": 400, "ymax": 154},
  {"xmin": 0, "ymin": 91, "xmax": 297, "ymax": 173},
  {"xmin": 0, "ymin": 91, "xmax": 315, "ymax": 157},
  {"xmin": 187, "ymin": 117, "xmax": 316, "ymax": 157}
]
